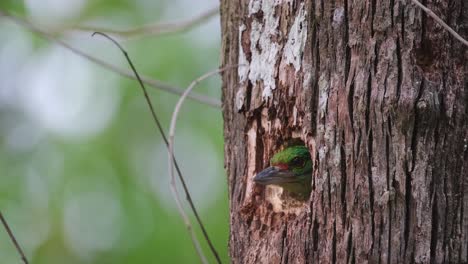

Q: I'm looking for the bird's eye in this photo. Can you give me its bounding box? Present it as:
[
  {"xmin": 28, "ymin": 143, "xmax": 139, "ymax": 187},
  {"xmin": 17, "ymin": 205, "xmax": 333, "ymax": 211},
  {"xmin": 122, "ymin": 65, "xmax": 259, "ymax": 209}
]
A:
[{"xmin": 290, "ymin": 157, "xmax": 305, "ymax": 167}]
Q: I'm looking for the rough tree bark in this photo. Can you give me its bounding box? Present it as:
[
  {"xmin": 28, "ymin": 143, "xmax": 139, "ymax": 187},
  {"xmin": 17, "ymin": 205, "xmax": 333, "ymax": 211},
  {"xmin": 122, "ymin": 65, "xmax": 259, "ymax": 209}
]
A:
[{"xmin": 220, "ymin": 0, "xmax": 467, "ymax": 263}]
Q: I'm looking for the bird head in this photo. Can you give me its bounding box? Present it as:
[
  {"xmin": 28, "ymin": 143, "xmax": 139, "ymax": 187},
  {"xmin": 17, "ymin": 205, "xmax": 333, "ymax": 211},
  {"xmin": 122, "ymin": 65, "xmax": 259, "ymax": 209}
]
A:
[{"xmin": 253, "ymin": 145, "xmax": 312, "ymax": 196}]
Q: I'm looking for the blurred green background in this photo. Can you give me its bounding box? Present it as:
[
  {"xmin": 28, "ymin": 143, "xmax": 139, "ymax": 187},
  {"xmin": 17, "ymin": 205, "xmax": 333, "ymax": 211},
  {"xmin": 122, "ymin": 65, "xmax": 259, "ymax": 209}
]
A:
[{"xmin": 0, "ymin": 0, "xmax": 229, "ymax": 263}]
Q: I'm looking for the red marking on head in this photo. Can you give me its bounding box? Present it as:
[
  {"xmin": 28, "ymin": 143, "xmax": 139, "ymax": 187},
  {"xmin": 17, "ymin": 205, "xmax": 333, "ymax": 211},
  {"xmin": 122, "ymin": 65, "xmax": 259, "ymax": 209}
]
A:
[{"xmin": 275, "ymin": 163, "xmax": 289, "ymax": 171}]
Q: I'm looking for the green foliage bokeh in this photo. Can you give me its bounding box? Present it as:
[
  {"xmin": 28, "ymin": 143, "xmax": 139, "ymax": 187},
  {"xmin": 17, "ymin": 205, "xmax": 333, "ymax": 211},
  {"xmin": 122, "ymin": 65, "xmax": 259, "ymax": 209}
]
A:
[{"xmin": 0, "ymin": 0, "xmax": 228, "ymax": 263}]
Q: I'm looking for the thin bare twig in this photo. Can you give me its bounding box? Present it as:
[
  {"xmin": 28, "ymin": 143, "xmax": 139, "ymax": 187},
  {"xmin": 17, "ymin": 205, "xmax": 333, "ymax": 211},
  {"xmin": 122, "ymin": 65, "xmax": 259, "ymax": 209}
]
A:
[
  {"xmin": 0, "ymin": 211, "xmax": 29, "ymax": 264},
  {"xmin": 74, "ymin": 6, "xmax": 219, "ymax": 40},
  {"xmin": 410, "ymin": 0, "xmax": 468, "ymax": 47},
  {"xmin": 0, "ymin": 9, "xmax": 221, "ymax": 108},
  {"xmin": 91, "ymin": 32, "xmax": 221, "ymax": 264},
  {"xmin": 167, "ymin": 65, "xmax": 241, "ymax": 263}
]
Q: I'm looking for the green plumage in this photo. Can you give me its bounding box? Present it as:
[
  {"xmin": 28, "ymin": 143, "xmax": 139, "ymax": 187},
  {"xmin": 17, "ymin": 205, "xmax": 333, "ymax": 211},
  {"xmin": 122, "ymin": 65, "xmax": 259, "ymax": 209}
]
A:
[
  {"xmin": 254, "ymin": 145, "xmax": 313, "ymax": 199},
  {"xmin": 270, "ymin": 145, "xmax": 312, "ymax": 175}
]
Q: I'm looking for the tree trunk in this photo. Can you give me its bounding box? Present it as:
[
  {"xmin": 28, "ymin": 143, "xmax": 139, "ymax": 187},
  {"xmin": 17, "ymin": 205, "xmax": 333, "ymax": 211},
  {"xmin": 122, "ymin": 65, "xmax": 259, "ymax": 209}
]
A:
[{"xmin": 220, "ymin": 0, "xmax": 467, "ymax": 263}]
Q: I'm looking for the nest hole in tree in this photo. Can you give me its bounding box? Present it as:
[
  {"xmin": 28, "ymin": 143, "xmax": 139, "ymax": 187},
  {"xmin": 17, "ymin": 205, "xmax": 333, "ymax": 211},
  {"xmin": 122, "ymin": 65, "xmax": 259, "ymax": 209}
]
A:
[{"xmin": 256, "ymin": 137, "xmax": 313, "ymax": 215}]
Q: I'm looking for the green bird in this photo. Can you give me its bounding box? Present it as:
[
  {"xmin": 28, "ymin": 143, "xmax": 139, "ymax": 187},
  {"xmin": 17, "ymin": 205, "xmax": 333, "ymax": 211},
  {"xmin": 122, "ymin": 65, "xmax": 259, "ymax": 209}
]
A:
[{"xmin": 254, "ymin": 145, "xmax": 313, "ymax": 198}]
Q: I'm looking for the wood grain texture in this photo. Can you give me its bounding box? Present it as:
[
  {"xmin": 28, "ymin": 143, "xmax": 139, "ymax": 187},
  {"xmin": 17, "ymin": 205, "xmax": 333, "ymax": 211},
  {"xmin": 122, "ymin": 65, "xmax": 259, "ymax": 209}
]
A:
[{"xmin": 220, "ymin": 0, "xmax": 467, "ymax": 263}]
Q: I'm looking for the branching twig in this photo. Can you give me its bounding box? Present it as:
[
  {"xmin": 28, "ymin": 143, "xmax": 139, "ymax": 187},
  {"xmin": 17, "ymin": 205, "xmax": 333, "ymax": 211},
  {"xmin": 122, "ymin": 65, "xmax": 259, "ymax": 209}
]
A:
[
  {"xmin": 0, "ymin": 211, "xmax": 29, "ymax": 264},
  {"xmin": 91, "ymin": 32, "xmax": 221, "ymax": 264},
  {"xmin": 74, "ymin": 6, "xmax": 219, "ymax": 39},
  {"xmin": 0, "ymin": 9, "xmax": 221, "ymax": 108},
  {"xmin": 410, "ymin": 0, "xmax": 468, "ymax": 47}
]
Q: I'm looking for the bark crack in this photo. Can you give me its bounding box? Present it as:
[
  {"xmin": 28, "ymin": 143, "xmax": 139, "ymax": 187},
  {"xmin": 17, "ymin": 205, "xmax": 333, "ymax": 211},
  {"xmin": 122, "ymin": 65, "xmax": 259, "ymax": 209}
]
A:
[
  {"xmin": 396, "ymin": 37, "xmax": 402, "ymax": 103},
  {"xmin": 400, "ymin": 4, "xmax": 405, "ymax": 43},
  {"xmin": 312, "ymin": 217, "xmax": 319, "ymax": 252},
  {"xmin": 370, "ymin": 0, "xmax": 377, "ymax": 34},
  {"xmin": 344, "ymin": 0, "xmax": 351, "ymax": 84},
  {"xmin": 430, "ymin": 191, "xmax": 438, "ymax": 264},
  {"xmin": 411, "ymin": 79, "xmax": 424, "ymax": 172},
  {"xmin": 385, "ymin": 117, "xmax": 393, "ymax": 264},
  {"xmin": 280, "ymin": 226, "xmax": 289, "ymax": 264},
  {"xmin": 340, "ymin": 131, "xmax": 348, "ymax": 224},
  {"xmin": 368, "ymin": 129, "xmax": 376, "ymax": 253},
  {"xmin": 365, "ymin": 73, "xmax": 372, "ymax": 132},
  {"xmin": 390, "ymin": 0, "xmax": 395, "ymax": 27},
  {"xmin": 404, "ymin": 160, "xmax": 412, "ymax": 254},
  {"xmin": 310, "ymin": 2, "xmax": 320, "ymax": 136},
  {"xmin": 346, "ymin": 227, "xmax": 353, "ymax": 264},
  {"xmin": 327, "ymin": 168, "xmax": 332, "ymax": 208},
  {"xmin": 332, "ymin": 220, "xmax": 337, "ymax": 264},
  {"xmin": 442, "ymin": 153, "xmax": 449, "ymax": 261}
]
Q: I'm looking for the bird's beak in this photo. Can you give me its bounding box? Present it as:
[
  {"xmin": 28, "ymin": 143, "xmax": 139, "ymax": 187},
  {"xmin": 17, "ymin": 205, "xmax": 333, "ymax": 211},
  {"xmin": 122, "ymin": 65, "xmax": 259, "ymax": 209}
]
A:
[{"xmin": 253, "ymin": 166, "xmax": 295, "ymax": 185}]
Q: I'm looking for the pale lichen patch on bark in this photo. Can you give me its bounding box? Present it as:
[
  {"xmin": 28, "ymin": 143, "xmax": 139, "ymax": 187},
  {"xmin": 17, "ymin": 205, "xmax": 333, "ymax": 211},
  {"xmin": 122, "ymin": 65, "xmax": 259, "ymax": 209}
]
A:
[
  {"xmin": 302, "ymin": 63, "xmax": 312, "ymax": 89},
  {"xmin": 247, "ymin": 0, "xmax": 281, "ymax": 101},
  {"xmin": 261, "ymin": 85, "xmax": 273, "ymax": 99},
  {"xmin": 236, "ymin": 86, "xmax": 247, "ymax": 111},
  {"xmin": 248, "ymin": 0, "xmax": 261, "ymax": 14},
  {"xmin": 292, "ymin": 106, "xmax": 298, "ymax": 125},
  {"xmin": 318, "ymin": 73, "xmax": 330, "ymax": 119},
  {"xmin": 282, "ymin": 3, "xmax": 308, "ymax": 73},
  {"xmin": 318, "ymin": 145, "xmax": 328, "ymax": 163},
  {"xmin": 238, "ymin": 23, "xmax": 249, "ymax": 83},
  {"xmin": 332, "ymin": 6, "xmax": 345, "ymax": 28}
]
